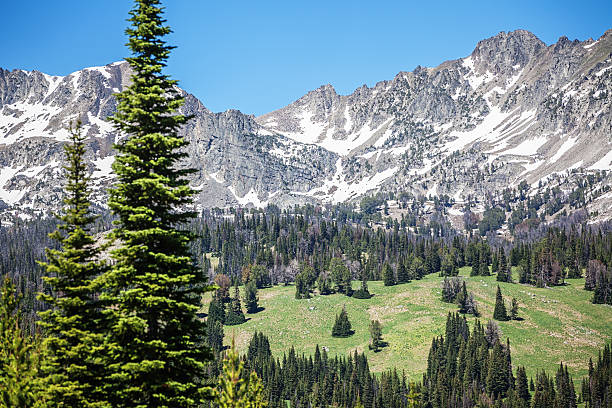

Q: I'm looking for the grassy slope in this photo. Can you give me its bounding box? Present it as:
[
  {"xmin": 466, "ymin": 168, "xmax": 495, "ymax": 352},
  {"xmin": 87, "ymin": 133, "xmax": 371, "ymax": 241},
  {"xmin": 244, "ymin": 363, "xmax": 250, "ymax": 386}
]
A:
[{"xmin": 207, "ymin": 267, "xmax": 612, "ymax": 381}]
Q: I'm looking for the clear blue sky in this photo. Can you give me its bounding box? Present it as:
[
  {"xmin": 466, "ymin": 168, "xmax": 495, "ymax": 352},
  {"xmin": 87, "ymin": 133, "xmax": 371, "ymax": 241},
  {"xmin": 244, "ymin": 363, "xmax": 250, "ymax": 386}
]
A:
[{"xmin": 2, "ymin": 1, "xmax": 610, "ymax": 116}]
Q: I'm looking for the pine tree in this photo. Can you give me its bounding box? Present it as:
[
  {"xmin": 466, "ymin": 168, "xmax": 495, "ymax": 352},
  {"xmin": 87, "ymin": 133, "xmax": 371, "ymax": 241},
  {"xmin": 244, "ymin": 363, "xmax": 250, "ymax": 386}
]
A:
[
  {"xmin": 498, "ymin": 250, "xmax": 509, "ymax": 282},
  {"xmin": 37, "ymin": 120, "xmax": 108, "ymax": 407},
  {"xmin": 368, "ymin": 320, "xmax": 384, "ymax": 352},
  {"xmin": 206, "ymin": 319, "xmax": 224, "ymax": 353},
  {"xmin": 457, "ymin": 281, "xmax": 469, "ymax": 314},
  {"xmin": 486, "ymin": 341, "xmax": 510, "ymax": 398},
  {"xmin": 208, "ymin": 292, "xmax": 226, "ymax": 324},
  {"xmin": 226, "ymin": 285, "xmax": 246, "ymax": 326},
  {"xmin": 382, "ymin": 263, "xmax": 395, "ymax": 286},
  {"xmin": 493, "ymin": 286, "xmax": 509, "ymax": 321},
  {"xmin": 397, "ymin": 261, "xmax": 410, "ymax": 284},
  {"xmin": 515, "ymin": 366, "xmax": 530, "ymax": 405},
  {"xmin": 332, "ymin": 306, "xmax": 353, "ymax": 338},
  {"xmin": 213, "ymin": 340, "xmax": 267, "ymax": 407},
  {"xmin": 510, "ymin": 297, "xmax": 519, "ymax": 320},
  {"xmin": 353, "ymin": 270, "xmax": 372, "ymax": 299},
  {"xmin": 105, "ymin": 1, "xmax": 213, "ymax": 405},
  {"xmin": 330, "ymin": 258, "xmax": 351, "ymax": 295},
  {"xmin": 0, "ymin": 278, "xmax": 41, "ymax": 407},
  {"xmin": 479, "ymin": 255, "xmax": 490, "ymax": 276},
  {"xmin": 471, "ymin": 249, "xmax": 480, "ymax": 276},
  {"xmin": 244, "ymin": 280, "xmax": 259, "ymax": 313}
]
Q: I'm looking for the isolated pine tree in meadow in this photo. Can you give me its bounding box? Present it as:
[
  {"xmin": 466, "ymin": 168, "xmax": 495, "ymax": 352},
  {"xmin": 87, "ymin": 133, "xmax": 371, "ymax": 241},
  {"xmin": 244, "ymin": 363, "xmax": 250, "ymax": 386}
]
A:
[
  {"xmin": 243, "ymin": 280, "xmax": 259, "ymax": 313},
  {"xmin": 105, "ymin": 0, "xmax": 213, "ymax": 405},
  {"xmin": 38, "ymin": 121, "xmax": 109, "ymax": 407},
  {"xmin": 332, "ymin": 306, "xmax": 353, "ymax": 338},
  {"xmin": 368, "ymin": 320, "xmax": 384, "ymax": 352},
  {"xmin": 510, "ymin": 297, "xmax": 520, "ymax": 320},
  {"xmin": 493, "ymin": 286, "xmax": 509, "ymax": 321}
]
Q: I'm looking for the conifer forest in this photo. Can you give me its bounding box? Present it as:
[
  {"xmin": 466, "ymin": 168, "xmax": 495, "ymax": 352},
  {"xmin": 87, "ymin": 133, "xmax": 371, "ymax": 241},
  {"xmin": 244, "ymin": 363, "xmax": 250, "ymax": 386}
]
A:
[{"xmin": 0, "ymin": 1, "xmax": 611, "ymax": 407}]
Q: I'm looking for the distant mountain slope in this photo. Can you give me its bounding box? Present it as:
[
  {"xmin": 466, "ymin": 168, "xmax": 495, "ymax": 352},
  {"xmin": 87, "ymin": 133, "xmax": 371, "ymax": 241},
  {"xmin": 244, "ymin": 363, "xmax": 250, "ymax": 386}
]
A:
[
  {"xmin": 0, "ymin": 29, "xmax": 610, "ymax": 220},
  {"xmin": 257, "ymin": 29, "xmax": 612, "ymax": 204},
  {"xmin": 0, "ymin": 62, "xmax": 336, "ymax": 219}
]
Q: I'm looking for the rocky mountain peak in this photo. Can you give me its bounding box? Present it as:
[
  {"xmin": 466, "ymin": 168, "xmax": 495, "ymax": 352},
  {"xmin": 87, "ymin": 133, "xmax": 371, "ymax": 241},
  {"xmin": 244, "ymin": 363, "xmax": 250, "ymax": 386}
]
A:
[{"xmin": 471, "ymin": 29, "xmax": 545, "ymax": 73}]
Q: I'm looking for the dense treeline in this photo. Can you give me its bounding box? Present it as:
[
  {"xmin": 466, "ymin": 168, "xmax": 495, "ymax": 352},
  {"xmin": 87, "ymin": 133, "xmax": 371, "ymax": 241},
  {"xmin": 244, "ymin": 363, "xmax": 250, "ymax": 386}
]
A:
[
  {"xmin": 209, "ymin": 314, "xmax": 611, "ymax": 408},
  {"xmin": 2, "ymin": 208, "xmax": 612, "ymax": 335},
  {"xmin": 582, "ymin": 344, "xmax": 612, "ymax": 407}
]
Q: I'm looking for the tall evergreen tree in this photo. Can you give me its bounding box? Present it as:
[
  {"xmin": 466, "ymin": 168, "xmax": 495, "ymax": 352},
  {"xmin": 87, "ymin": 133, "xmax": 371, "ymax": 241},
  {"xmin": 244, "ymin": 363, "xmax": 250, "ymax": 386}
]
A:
[
  {"xmin": 515, "ymin": 366, "xmax": 531, "ymax": 406},
  {"xmin": 397, "ymin": 260, "xmax": 410, "ymax": 284},
  {"xmin": 382, "ymin": 263, "xmax": 395, "ymax": 286},
  {"xmin": 244, "ymin": 280, "xmax": 259, "ymax": 314},
  {"xmin": 497, "ymin": 250, "xmax": 509, "ymax": 282},
  {"xmin": 0, "ymin": 278, "xmax": 41, "ymax": 407},
  {"xmin": 225, "ymin": 285, "xmax": 246, "ymax": 326},
  {"xmin": 510, "ymin": 297, "xmax": 519, "ymax": 320},
  {"xmin": 105, "ymin": 1, "xmax": 213, "ymax": 405},
  {"xmin": 332, "ymin": 306, "xmax": 353, "ymax": 338},
  {"xmin": 38, "ymin": 121, "xmax": 108, "ymax": 407},
  {"xmin": 493, "ymin": 286, "xmax": 509, "ymax": 321},
  {"xmin": 368, "ymin": 320, "xmax": 384, "ymax": 352},
  {"xmin": 208, "ymin": 292, "xmax": 226, "ymax": 324}
]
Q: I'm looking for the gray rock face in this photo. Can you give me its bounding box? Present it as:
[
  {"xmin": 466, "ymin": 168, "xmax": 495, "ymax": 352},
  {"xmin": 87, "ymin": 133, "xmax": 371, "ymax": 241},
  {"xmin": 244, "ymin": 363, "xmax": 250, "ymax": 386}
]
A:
[
  {"xmin": 0, "ymin": 62, "xmax": 337, "ymax": 218},
  {"xmin": 0, "ymin": 29, "xmax": 611, "ymax": 220},
  {"xmin": 257, "ymin": 29, "xmax": 612, "ymax": 206}
]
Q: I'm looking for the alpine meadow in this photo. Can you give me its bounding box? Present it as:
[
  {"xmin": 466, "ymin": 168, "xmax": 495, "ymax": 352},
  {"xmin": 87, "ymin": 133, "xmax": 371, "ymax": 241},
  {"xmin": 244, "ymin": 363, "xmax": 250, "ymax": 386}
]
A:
[{"xmin": 0, "ymin": 0, "xmax": 611, "ymax": 407}]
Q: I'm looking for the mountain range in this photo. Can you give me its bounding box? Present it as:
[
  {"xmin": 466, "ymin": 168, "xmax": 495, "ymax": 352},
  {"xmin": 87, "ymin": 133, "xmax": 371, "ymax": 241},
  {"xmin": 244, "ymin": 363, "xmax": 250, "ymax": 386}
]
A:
[{"xmin": 0, "ymin": 29, "xmax": 611, "ymax": 222}]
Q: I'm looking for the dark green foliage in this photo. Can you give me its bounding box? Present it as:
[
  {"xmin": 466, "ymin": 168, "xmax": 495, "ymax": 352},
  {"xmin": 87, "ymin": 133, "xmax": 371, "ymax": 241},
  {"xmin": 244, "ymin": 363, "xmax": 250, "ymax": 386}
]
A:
[
  {"xmin": 206, "ymin": 319, "xmax": 224, "ymax": 353},
  {"xmin": 554, "ymin": 363, "xmax": 577, "ymax": 408},
  {"xmin": 409, "ymin": 256, "xmax": 425, "ymax": 280},
  {"xmin": 532, "ymin": 371, "xmax": 556, "ymax": 408},
  {"xmin": 248, "ymin": 264, "xmax": 271, "ymax": 289},
  {"xmin": 317, "ymin": 272, "xmax": 333, "ymax": 295},
  {"xmin": 397, "ymin": 260, "xmax": 410, "ymax": 283},
  {"xmin": 0, "ymin": 278, "xmax": 40, "ymax": 406},
  {"xmin": 360, "ymin": 196, "xmax": 383, "ymax": 215},
  {"xmin": 295, "ymin": 263, "xmax": 315, "ymax": 299},
  {"xmin": 225, "ymin": 285, "xmax": 246, "ymax": 326},
  {"xmin": 208, "ymin": 292, "xmax": 225, "ymax": 324},
  {"xmin": 581, "ymin": 344, "xmax": 612, "ymax": 408},
  {"xmin": 352, "ymin": 276, "xmax": 372, "ymax": 299},
  {"xmin": 486, "ymin": 341, "xmax": 511, "ymax": 398},
  {"xmin": 368, "ymin": 320, "xmax": 384, "ymax": 352},
  {"xmin": 329, "ymin": 258, "xmax": 352, "ymax": 295},
  {"xmin": 440, "ymin": 252, "xmax": 457, "ymax": 277},
  {"xmin": 455, "ymin": 281, "xmax": 479, "ymax": 316},
  {"xmin": 244, "ymin": 280, "xmax": 259, "ymax": 313},
  {"xmin": 493, "ymin": 286, "xmax": 509, "ymax": 321},
  {"xmin": 331, "ymin": 306, "xmax": 353, "ymax": 338},
  {"xmin": 382, "ymin": 263, "xmax": 395, "ymax": 286},
  {"xmin": 479, "ymin": 207, "xmax": 506, "ymax": 236},
  {"xmin": 422, "ymin": 313, "xmax": 518, "ymax": 407},
  {"xmin": 471, "ymin": 248, "xmax": 480, "ymax": 276},
  {"xmin": 105, "ymin": 1, "xmax": 213, "ymax": 404},
  {"xmin": 37, "ymin": 121, "xmax": 108, "ymax": 406},
  {"xmin": 510, "ymin": 297, "xmax": 519, "ymax": 320},
  {"xmin": 242, "ymin": 332, "xmax": 409, "ymax": 408},
  {"xmin": 515, "ymin": 366, "xmax": 530, "ymax": 405},
  {"xmin": 586, "ymin": 260, "xmax": 612, "ymax": 304},
  {"xmin": 497, "ymin": 250, "xmax": 510, "ymax": 282}
]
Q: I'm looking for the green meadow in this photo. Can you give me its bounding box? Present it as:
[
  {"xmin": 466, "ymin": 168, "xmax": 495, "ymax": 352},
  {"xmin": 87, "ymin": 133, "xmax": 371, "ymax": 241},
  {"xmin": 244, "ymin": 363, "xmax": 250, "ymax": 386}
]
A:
[{"xmin": 205, "ymin": 267, "xmax": 612, "ymax": 381}]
